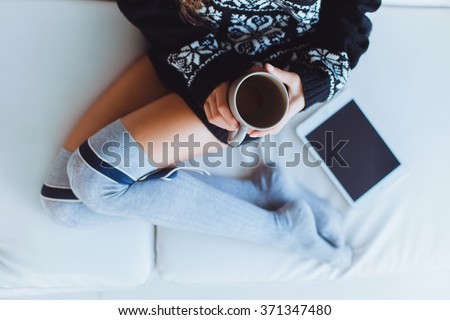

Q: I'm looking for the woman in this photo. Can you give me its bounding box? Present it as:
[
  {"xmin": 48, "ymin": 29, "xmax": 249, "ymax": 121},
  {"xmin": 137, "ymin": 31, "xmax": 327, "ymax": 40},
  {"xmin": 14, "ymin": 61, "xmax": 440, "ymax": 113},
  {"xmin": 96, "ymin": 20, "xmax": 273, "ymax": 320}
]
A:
[{"xmin": 40, "ymin": 0, "xmax": 380, "ymax": 269}]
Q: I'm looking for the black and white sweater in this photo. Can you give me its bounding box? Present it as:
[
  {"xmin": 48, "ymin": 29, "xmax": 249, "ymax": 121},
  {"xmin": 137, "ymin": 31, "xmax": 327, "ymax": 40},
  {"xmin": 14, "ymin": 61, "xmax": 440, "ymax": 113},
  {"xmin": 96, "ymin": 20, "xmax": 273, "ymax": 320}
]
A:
[{"xmin": 117, "ymin": 0, "xmax": 381, "ymax": 110}]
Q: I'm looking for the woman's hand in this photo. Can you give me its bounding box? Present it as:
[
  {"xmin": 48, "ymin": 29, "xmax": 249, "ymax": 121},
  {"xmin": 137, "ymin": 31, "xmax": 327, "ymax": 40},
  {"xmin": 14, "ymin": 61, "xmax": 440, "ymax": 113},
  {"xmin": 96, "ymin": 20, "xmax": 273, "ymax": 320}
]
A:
[
  {"xmin": 203, "ymin": 65, "xmax": 264, "ymax": 131},
  {"xmin": 248, "ymin": 63, "xmax": 305, "ymax": 138},
  {"xmin": 203, "ymin": 81, "xmax": 238, "ymax": 131}
]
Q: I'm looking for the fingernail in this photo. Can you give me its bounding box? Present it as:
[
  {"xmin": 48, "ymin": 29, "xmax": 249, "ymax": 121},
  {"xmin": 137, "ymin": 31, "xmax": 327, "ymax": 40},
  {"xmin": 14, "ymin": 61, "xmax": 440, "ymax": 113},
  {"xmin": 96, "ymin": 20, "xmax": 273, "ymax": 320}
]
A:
[{"xmin": 266, "ymin": 63, "xmax": 274, "ymax": 72}]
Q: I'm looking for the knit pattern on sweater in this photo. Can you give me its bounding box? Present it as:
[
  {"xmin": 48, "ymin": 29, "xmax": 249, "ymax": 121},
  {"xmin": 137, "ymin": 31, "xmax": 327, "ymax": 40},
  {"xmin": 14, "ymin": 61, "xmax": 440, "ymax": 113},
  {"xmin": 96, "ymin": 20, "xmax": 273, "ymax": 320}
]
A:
[{"xmin": 166, "ymin": 0, "xmax": 349, "ymax": 100}]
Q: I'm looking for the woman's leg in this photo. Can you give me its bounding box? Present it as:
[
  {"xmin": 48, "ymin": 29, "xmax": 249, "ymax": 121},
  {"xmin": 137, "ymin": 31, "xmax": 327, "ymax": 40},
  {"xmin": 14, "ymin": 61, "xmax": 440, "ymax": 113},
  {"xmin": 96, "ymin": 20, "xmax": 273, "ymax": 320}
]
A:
[
  {"xmin": 65, "ymin": 95, "xmax": 352, "ymax": 268},
  {"xmin": 41, "ymin": 55, "xmax": 170, "ymax": 227}
]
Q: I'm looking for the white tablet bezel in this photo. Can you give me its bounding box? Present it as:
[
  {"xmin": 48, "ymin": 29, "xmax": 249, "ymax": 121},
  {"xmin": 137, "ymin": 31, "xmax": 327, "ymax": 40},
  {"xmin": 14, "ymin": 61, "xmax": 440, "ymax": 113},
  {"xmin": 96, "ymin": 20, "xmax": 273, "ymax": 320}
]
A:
[{"xmin": 295, "ymin": 89, "xmax": 407, "ymax": 208}]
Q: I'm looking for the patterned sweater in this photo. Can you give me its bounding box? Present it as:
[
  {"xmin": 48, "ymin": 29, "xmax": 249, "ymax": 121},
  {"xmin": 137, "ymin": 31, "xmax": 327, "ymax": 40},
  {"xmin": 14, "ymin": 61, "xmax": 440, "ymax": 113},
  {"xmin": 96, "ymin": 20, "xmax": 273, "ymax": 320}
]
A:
[{"xmin": 117, "ymin": 0, "xmax": 381, "ymax": 110}]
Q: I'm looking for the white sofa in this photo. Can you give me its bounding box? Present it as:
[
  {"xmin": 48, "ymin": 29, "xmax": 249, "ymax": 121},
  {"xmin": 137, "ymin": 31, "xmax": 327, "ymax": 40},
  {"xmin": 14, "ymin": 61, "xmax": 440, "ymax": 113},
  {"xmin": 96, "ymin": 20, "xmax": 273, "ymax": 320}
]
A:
[{"xmin": 1, "ymin": 1, "xmax": 450, "ymax": 298}]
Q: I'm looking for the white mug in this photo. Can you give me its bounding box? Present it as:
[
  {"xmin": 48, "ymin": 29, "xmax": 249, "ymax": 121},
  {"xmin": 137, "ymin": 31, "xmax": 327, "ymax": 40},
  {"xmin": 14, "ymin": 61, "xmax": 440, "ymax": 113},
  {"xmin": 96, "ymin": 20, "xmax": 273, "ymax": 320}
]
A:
[{"xmin": 227, "ymin": 71, "xmax": 289, "ymax": 147}]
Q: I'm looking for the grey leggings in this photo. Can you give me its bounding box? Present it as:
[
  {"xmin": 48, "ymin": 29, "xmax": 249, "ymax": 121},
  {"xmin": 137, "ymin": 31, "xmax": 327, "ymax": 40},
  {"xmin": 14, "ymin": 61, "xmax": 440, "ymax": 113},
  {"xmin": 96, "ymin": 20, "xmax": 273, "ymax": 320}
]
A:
[{"xmin": 41, "ymin": 119, "xmax": 352, "ymax": 268}]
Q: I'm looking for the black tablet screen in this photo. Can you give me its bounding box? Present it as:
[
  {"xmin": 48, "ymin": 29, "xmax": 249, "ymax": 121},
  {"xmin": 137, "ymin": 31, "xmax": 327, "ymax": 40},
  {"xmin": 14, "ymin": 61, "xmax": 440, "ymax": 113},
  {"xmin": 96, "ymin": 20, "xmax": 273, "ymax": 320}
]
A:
[{"xmin": 306, "ymin": 100, "xmax": 400, "ymax": 201}]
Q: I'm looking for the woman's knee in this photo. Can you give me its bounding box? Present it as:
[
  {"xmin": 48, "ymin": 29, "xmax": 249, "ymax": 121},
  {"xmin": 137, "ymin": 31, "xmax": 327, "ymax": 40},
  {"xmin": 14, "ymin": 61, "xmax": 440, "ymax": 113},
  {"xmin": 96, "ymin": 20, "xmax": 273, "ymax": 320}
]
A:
[{"xmin": 66, "ymin": 149, "xmax": 127, "ymax": 213}]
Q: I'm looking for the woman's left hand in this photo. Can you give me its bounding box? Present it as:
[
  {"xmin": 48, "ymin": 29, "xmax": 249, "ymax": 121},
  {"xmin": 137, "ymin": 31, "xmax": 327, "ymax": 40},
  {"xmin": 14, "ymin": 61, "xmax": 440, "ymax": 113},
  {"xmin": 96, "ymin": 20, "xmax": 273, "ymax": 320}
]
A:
[{"xmin": 248, "ymin": 63, "xmax": 306, "ymax": 138}]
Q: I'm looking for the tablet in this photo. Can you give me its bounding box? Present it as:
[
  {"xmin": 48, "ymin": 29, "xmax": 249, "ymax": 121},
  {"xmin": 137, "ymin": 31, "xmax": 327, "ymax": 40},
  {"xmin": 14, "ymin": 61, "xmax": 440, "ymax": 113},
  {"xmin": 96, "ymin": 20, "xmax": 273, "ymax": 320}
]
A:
[{"xmin": 296, "ymin": 90, "xmax": 406, "ymax": 207}]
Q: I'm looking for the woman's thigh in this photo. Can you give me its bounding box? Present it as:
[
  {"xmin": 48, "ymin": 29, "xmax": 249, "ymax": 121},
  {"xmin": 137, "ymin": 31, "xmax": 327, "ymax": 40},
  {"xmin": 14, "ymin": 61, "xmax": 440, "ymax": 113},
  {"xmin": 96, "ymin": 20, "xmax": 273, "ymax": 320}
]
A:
[
  {"xmin": 121, "ymin": 93, "xmax": 227, "ymax": 167},
  {"xmin": 64, "ymin": 55, "xmax": 170, "ymax": 152}
]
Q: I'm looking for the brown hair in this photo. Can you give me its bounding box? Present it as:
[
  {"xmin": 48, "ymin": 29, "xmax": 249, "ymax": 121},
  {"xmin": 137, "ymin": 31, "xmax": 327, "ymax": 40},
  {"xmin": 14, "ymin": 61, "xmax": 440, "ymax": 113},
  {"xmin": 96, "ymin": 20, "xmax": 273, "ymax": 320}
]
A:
[{"xmin": 177, "ymin": 0, "xmax": 206, "ymax": 26}]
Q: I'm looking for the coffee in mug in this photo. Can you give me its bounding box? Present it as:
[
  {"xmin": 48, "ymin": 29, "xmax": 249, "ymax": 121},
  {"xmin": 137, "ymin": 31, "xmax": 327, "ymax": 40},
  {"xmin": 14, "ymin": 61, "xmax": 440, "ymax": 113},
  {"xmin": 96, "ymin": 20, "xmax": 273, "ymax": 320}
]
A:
[{"xmin": 227, "ymin": 72, "xmax": 289, "ymax": 147}]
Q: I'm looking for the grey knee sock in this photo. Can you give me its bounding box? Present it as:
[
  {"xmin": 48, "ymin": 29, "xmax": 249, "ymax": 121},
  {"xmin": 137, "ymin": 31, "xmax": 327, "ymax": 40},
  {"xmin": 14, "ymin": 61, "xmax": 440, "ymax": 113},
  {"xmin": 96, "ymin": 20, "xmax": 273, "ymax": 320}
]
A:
[
  {"xmin": 186, "ymin": 163, "xmax": 346, "ymax": 248},
  {"xmin": 66, "ymin": 119, "xmax": 352, "ymax": 268},
  {"xmin": 41, "ymin": 148, "xmax": 125, "ymax": 228}
]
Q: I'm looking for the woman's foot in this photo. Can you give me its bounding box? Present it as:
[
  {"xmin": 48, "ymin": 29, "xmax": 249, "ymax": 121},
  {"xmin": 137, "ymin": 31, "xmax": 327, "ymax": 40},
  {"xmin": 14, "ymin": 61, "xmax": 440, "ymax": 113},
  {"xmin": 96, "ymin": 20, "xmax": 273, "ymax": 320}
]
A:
[
  {"xmin": 251, "ymin": 162, "xmax": 346, "ymax": 248},
  {"xmin": 276, "ymin": 199, "xmax": 352, "ymax": 269}
]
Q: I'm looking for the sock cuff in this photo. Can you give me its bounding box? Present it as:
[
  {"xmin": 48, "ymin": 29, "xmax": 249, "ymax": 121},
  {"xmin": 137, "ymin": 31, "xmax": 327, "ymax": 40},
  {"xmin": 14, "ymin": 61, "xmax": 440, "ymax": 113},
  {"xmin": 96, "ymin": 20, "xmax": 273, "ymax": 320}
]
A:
[
  {"xmin": 60, "ymin": 147, "xmax": 73, "ymax": 160},
  {"xmin": 86, "ymin": 119, "xmax": 156, "ymax": 180},
  {"xmin": 44, "ymin": 148, "xmax": 73, "ymax": 187}
]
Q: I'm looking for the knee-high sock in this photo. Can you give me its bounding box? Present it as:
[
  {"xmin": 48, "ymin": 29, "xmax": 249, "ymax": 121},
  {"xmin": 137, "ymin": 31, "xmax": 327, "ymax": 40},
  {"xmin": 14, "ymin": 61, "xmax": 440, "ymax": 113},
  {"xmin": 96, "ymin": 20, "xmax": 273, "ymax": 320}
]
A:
[
  {"xmin": 66, "ymin": 119, "xmax": 352, "ymax": 268},
  {"xmin": 187, "ymin": 165, "xmax": 346, "ymax": 248}
]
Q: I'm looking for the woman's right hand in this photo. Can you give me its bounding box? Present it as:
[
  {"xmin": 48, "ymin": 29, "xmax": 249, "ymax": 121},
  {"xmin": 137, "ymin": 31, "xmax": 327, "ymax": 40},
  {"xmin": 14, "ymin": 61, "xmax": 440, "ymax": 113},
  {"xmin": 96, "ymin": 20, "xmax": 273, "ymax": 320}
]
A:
[
  {"xmin": 203, "ymin": 65, "xmax": 265, "ymax": 131},
  {"xmin": 203, "ymin": 80, "xmax": 239, "ymax": 131}
]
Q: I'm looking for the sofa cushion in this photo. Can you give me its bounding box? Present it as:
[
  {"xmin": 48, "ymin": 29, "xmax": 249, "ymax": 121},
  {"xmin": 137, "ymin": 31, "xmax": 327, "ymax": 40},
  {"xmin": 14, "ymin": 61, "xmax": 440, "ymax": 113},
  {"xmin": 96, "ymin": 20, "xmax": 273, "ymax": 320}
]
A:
[
  {"xmin": 155, "ymin": 7, "xmax": 450, "ymax": 283},
  {"xmin": 0, "ymin": 0, "xmax": 154, "ymax": 296}
]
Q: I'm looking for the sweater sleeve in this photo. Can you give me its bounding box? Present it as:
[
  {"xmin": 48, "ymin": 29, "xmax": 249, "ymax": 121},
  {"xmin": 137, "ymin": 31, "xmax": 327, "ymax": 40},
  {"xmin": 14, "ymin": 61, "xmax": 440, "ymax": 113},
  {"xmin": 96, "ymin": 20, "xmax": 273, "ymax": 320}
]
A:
[
  {"xmin": 116, "ymin": 0, "xmax": 253, "ymax": 106},
  {"xmin": 288, "ymin": 0, "xmax": 381, "ymax": 109}
]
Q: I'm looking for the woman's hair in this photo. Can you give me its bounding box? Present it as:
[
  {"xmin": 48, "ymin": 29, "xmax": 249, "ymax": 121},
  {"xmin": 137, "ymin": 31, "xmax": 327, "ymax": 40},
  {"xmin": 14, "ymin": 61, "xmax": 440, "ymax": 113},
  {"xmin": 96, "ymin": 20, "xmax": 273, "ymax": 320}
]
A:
[{"xmin": 177, "ymin": 0, "xmax": 206, "ymax": 26}]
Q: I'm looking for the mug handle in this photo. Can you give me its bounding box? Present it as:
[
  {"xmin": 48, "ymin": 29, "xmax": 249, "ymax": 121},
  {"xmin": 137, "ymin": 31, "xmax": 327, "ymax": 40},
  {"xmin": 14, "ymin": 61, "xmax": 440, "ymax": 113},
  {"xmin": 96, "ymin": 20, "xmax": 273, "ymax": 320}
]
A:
[{"xmin": 227, "ymin": 124, "xmax": 249, "ymax": 147}]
